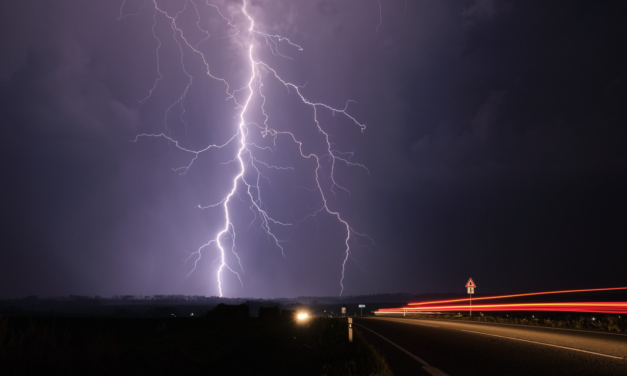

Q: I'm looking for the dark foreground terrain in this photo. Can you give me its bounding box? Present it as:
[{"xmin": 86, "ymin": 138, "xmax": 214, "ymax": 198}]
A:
[{"xmin": 0, "ymin": 315, "xmax": 391, "ymax": 375}]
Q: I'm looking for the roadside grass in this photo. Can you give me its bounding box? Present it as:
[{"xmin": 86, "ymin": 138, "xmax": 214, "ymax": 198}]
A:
[
  {"xmin": 402, "ymin": 313, "xmax": 627, "ymax": 333},
  {"xmin": 0, "ymin": 315, "xmax": 392, "ymax": 375}
]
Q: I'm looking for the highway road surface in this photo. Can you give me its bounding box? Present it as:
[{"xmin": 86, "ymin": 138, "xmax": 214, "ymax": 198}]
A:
[{"xmin": 354, "ymin": 317, "xmax": 627, "ymax": 376}]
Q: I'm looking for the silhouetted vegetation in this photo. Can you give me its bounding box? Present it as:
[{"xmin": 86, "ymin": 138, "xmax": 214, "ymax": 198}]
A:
[
  {"xmin": 405, "ymin": 313, "xmax": 627, "ymax": 333},
  {"xmin": 0, "ymin": 293, "xmax": 462, "ymax": 318},
  {"xmin": 0, "ymin": 315, "xmax": 391, "ymax": 375}
]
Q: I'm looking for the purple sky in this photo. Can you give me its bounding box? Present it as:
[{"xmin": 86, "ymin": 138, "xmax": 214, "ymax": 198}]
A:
[{"xmin": 1, "ymin": 0, "xmax": 626, "ymax": 299}]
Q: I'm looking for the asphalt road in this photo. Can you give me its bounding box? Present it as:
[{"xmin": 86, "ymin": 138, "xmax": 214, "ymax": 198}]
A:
[{"xmin": 354, "ymin": 317, "xmax": 627, "ymax": 376}]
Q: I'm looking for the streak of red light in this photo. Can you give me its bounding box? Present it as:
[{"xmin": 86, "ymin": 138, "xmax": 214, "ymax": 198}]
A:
[
  {"xmin": 379, "ymin": 302, "xmax": 627, "ymax": 314},
  {"xmin": 407, "ymin": 287, "xmax": 627, "ymax": 306}
]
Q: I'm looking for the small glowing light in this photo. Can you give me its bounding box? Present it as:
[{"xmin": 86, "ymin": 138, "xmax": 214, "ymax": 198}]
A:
[
  {"xmin": 297, "ymin": 312, "xmax": 309, "ymax": 321},
  {"xmin": 592, "ymin": 317, "xmax": 596, "ymax": 321}
]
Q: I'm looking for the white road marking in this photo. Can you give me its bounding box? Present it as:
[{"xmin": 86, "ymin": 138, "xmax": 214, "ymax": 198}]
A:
[
  {"xmin": 460, "ymin": 329, "xmax": 626, "ymax": 360},
  {"xmin": 355, "ymin": 323, "xmax": 450, "ymax": 376}
]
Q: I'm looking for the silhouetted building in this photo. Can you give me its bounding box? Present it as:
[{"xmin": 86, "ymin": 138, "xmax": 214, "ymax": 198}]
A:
[
  {"xmin": 145, "ymin": 306, "xmax": 181, "ymax": 317},
  {"xmin": 281, "ymin": 309, "xmax": 296, "ymax": 321},
  {"xmin": 258, "ymin": 306, "xmax": 280, "ymax": 321},
  {"xmin": 206, "ymin": 303, "xmax": 249, "ymax": 325}
]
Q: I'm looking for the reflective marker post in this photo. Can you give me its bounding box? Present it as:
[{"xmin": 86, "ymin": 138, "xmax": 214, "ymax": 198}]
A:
[{"xmin": 348, "ymin": 317, "xmax": 353, "ymax": 342}]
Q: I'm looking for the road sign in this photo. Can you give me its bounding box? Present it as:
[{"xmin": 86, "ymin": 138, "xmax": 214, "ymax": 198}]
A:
[
  {"xmin": 465, "ymin": 278, "xmax": 476, "ymax": 317},
  {"xmin": 358, "ymin": 304, "xmax": 365, "ymax": 316}
]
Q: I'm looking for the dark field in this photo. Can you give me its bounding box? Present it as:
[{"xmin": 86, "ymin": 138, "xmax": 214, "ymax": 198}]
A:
[{"xmin": 0, "ymin": 315, "xmax": 392, "ymax": 375}]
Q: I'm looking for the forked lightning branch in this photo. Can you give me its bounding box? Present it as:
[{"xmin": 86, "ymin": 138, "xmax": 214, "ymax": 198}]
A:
[{"xmin": 122, "ymin": 0, "xmax": 371, "ymax": 296}]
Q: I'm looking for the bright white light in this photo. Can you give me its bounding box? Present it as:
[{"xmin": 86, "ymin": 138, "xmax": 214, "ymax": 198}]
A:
[{"xmin": 297, "ymin": 312, "xmax": 309, "ymax": 321}]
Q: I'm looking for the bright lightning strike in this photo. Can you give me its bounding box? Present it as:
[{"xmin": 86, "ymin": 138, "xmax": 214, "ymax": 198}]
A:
[
  {"xmin": 123, "ymin": 0, "xmax": 372, "ymax": 297},
  {"xmin": 375, "ymin": 0, "xmax": 383, "ymax": 37}
]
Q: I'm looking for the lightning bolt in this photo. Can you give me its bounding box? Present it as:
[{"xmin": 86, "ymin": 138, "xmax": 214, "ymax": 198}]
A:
[
  {"xmin": 375, "ymin": 0, "xmax": 383, "ymax": 37},
  {"xmin": 124, "ymin": 0, "xmax": 372, "ymax": 297}
]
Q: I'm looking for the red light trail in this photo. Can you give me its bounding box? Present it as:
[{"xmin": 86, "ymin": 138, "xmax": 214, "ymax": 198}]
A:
[
  {"xmin": 407, "ymin": 287, "xmax": 627, "ymax": 306},
  {"xmin": 377, "ymin": 287, "xmax": 627, "ymax": 315},
  {"xmin": 379, "ymin": 302, "xmax": 627, "ymax": 315}
]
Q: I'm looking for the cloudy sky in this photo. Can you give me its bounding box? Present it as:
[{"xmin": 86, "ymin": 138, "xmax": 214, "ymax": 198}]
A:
[{"xmin": 1, "ymin": 0, "xmax": 626, "ymax": 298}]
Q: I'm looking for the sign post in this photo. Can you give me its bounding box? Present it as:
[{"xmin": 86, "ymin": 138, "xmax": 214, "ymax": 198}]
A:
[
  {"xmin": 358, "ymin": 304, "xmax": 365, "ymax": 316},
  {"xmin": 465, "ymin": 278, "xmax": 476, "ymax": 317}
]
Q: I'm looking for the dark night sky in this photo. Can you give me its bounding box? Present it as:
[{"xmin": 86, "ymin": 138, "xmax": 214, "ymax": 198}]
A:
[{"xmin": 1, "ymin": 0, "xmax": 626, "ymax": 299}]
